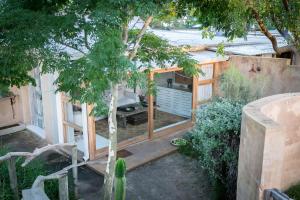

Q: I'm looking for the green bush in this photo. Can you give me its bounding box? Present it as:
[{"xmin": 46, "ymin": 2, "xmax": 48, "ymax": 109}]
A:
[
  {"xmin": 0, "ymin": 148, "xmax": 75, "ymax": 200},
  {"xmin": 286, "ymin": 184, "xmax": 300, "ymax": 200},
  {"xmin": 191, "ymin": 98, "xmax": 243, "ymax": 199},
  {"xmin": 179, "ymin": 66, "xmax": 266, "ymax": 199}
]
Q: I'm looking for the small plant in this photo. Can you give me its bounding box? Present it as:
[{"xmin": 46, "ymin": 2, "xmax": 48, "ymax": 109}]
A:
[
  {"xmin": 170, "ymin": 138, "xmax": 187, "ymax": 146},
  {"xmin": 115, "ymin": 158, "xmax": 126, "ymax": 200}
]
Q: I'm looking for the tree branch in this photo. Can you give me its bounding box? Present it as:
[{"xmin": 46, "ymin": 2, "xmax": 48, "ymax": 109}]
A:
[
  {"xmin": 251, "ymin": 6, "xmax": 299, "ymax": 64},
  {"xmin": 0, "ymin": 144, "xmax": 77, "ymax": 164},
  {"xmin": 22, "ymin": 143, "xmax": 76, "ymax": 167},
  {"xmin": 128, "ymin": 16, "xmax": 153, "ymax": 60},
  {"xmin": 0, "ymin": 152, "xmax": 32, "ymax": 163},
  {"xmin": 251, "ymin": 8, "xmax": 284, "ymax": 55},
  {"xmin": 84, "ymin": 29, "xmax": 91, "ymax": 50},
  {"xmin": 282, "ymin": 0, "xmax": 289, "ymax": 11},
  {"xmin": 57, "ymin": 40, "xmax": 87, "ymax": 56},
  {"xmin": 32, "ymin": 160, "xmax": 106, "ymax": 188}
]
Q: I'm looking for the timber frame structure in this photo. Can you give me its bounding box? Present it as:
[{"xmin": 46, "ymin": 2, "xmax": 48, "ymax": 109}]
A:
[{"xmin": 60, "ymin": 60, "xmax": 228, "ymax": 160}]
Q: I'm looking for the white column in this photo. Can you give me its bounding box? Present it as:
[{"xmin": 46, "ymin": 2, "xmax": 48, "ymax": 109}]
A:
[
  {"xmin": 81, "ymin": 103, "xmax": 90, "ymax": 160},
  {"xmin": 56, "ymin": 92, "xmax": 64, "ymax": 144}
]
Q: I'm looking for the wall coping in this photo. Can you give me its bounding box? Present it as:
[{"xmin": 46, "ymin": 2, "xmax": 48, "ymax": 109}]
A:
[{"xmin": 243, "ymin": 93, "xmax": 300, "ymax": 131}]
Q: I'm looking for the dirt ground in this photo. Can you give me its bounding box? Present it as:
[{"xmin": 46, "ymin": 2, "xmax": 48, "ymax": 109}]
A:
[{"xmin": 0, "ymin": 130, "xmax": 212, "ymax": 200}]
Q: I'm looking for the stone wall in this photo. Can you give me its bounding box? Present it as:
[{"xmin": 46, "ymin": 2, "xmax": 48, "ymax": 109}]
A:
[
  {"xmin": 237, "ymin": 93, "xmax": 300, "ymax": 200},
  {"xmin": 229, "ymin": 56, "xmax": 300, "ymax": 96}
]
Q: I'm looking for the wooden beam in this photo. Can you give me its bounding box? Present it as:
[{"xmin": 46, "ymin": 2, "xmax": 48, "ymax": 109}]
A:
[
  {"xmin": 198, "ymin": 79, "xmax": 215, "ymax": 85},
  {"xmin": 87, "ymin": 104, "xmax": 96, "ymax": 160},
  {"xmin": 153, "ymin": 121, "xmax": 193, "ymax": 138},
  {"xmin": 62, "ymin": 120, "xmax": 83, "ymax": 131},
  {"xmin": 94, "ymin": 135, "xmax": 148, "ymax": 158},
  {"xmin": 148, "ymin": 71, "xmax": 154, "ymax": 139},
  {"xmin": 212, "ymin": 63, "xmax": 218, "ymax": 96},
  {"xmin": 152, "ymin": 67, "xmax": 182, "ymax": 74},
  {"xmin": 198, "ymin": 99, "xmax": 212, "ymax": 105}
]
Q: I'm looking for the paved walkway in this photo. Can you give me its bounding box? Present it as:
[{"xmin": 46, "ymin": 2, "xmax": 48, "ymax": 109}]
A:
[
  {"xmin": 0, "ymin": 130, "xmax": 213, "ymax": 200},
  {"xmin": 126, "ymin": 153, "xmax": 213, "ymax": 200}
]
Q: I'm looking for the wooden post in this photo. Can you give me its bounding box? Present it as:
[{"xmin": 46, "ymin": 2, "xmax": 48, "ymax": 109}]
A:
[
  {"xmin": 192, "ymin": 74, "xmax": 198, "ymax": 122},
  {"xmin": 212, "ymin": 63, "xmax": 217, "ymax": 96},
  {"xmin": 147, "ymin": 71, "xmax": 154, "ymax": 139},
  {"xmin": 61, "ymin": 97, "xmax": 67, "ymax": 143},
  {"xmin": 71, "ymin": 146, "xmax": 78, "ymax": 197},
  {"xmin": 58, "ymin": 175, "xmax": 69, "ymax": 200},
  {"xmin": 87, "ymin": 104, "xmax": 96, "ymax": 160},
  {"xmin": 213, "ymin": 62, "xmax": 221, "ymax": 96},
  {"xmin": 7, "ymin": 157, "xmax": 19, "ymax": 200}
]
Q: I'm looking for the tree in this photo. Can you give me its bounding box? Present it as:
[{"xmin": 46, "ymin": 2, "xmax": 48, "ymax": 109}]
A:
[
  {"xmin": 1, "ymin": 1, "xmax": 197, "ymax": 199},
  {"xmin": 0, "ymin": 0, "xmax": 68, "ymax": 89},
  {"xmin": 176, "ymin": 0, "xmax": 300, "ymax": 64}
]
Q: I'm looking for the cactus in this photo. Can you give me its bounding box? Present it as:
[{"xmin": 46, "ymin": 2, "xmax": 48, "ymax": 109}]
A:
[{"xmin": 115, "ymin": 158, "xmax": 126, "ymax": 200}]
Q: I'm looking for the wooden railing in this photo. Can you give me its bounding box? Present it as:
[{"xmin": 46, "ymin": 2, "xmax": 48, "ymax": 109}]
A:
[{"xmin": 0, "ymin": 144, "xmax": 78, "ymax": 200}]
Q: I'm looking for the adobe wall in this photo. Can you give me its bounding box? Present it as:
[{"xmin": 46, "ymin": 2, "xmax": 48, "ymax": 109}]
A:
[
  {"xmin": 229, "ymin": 56, "xmax": 300, "ymax": 96},
  {"xmin": 237, "ymin": 93, "xmax": 300, "ymax": 200},
  {"xmin": 0, "ymin": 95, "xmax": 22, "ymax": 127}
]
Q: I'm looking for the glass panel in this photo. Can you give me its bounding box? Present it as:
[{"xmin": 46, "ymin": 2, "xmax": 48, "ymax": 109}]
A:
[
  {"xmin": 198, "ymin": 84, "xmax": 213, "ymax": 102},
  {"xmin": 62, "ymin": 102, "xmax": 88, "ymax": 153},
  {"xmin": 199, "ymin": 64, "xmax": 214, "ymax": 81},
  {"xmin": 154, "ymin": 71, "xmax": 192, "ymax": 132},
  {"xmin": 95, "ymin": 85, "xmax": 148, "ymax": 150}
]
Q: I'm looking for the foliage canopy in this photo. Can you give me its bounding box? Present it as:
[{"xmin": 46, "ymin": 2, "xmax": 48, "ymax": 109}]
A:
[
  {"xmin": 1, "ymin": 0, "xmax": 197, "ymax": 115},
  {"xmin": 176, "ymin": 0, "xmax": 300, "ymax": 63}
]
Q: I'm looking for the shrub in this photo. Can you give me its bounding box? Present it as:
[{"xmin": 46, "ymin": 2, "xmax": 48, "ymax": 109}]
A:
[
  {"xmin": 0, "ymin": 148, "xmax": 75, "ymax": 200},
  {"xmin": 191, "ymin": 98, "xmax": 244, "ymax": 199},
  {"xmin": 179, "ymin": 66, "xmax": 265, "ymax": 199},
  {"xmin": 286, "ymin": 184, "xmax": 300, "ymax": 200},
  {"xmin": 220, "ymin": 65, "xmax": 267, "ymax": 103}
]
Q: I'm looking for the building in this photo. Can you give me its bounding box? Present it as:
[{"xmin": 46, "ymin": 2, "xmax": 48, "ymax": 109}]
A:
[{"xmin": 0, "ymin": 28, "xmax": 289, "ymax": 161}]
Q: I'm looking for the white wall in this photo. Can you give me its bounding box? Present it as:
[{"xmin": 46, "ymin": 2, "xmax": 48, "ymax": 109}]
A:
[{"xmin": 40, "ymin": 73, "xmax": 60, "ymax": 144}]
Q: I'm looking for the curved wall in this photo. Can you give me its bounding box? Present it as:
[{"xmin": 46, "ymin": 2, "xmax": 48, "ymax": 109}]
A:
[{"xmin": 237, "ymin": 93, "xmax": 300, "ymax": 200}]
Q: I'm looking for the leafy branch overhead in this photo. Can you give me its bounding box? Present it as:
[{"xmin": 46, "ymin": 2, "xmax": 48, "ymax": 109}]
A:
[{"xmin": 176, "ymin": 0, "xmax": 300, "ymax": 64}]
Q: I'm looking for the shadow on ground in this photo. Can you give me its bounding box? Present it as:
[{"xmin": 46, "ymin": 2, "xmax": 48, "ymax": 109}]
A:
[{"xmin": 0, "ymin": 130, "xmax": 212, "ymax": 200}]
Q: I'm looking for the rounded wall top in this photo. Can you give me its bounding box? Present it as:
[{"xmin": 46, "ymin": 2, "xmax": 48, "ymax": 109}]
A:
[{"xmin": 243, "ymin": 93, "xmax": 300, "ymax": 129}]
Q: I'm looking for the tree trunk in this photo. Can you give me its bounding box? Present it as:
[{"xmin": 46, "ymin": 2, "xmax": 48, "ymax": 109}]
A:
[{"xmin": 103, "ymin": 83, "xmax": 118, "ymax": 200}]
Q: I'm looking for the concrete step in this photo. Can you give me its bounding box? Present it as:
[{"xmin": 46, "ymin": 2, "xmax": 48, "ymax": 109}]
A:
[{"xmin": 0, "ymin": 123, "xmax": 25, "ymax": 136}]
